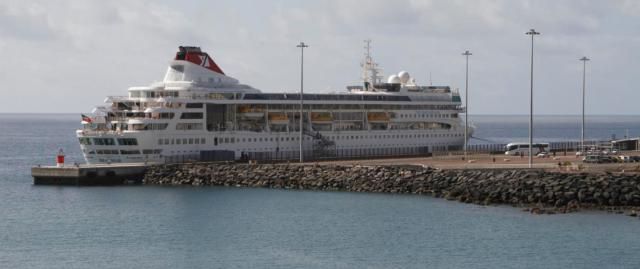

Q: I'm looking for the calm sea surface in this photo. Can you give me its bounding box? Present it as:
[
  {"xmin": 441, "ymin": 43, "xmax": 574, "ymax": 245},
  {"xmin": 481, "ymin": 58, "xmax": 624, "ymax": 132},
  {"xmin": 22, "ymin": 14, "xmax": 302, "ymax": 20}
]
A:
[{"xmin": 1, "ymin": 114, "xmax": 640, "ymax": 268}]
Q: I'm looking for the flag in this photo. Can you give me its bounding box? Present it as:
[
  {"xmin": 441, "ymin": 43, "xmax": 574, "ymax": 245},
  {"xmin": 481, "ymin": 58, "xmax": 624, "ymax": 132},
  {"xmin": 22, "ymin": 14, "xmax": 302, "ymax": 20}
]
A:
[{"xmin": 81, "ymin": 114, "xmax": 93, "ymax": 123}]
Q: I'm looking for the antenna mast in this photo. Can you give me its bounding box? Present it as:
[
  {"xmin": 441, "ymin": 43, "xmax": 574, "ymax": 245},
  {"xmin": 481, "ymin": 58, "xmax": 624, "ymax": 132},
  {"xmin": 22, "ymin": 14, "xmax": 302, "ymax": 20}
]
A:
[{"xmin": 361, "ymin": 39, "xmax": 382, "ymax": 90}]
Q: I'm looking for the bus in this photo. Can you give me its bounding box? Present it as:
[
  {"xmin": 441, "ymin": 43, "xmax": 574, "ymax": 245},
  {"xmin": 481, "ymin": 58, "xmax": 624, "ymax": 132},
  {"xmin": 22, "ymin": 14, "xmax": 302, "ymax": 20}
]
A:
[{"xmin": 504, "ymin": 142, "xmax": 549, "ymax": 156}]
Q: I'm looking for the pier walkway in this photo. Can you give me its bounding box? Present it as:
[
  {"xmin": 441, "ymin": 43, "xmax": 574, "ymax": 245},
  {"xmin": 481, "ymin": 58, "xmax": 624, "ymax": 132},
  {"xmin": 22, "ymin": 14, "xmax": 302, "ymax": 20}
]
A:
[{"xmin": 31, "ymin": 163, "xmax": 148, "ymax": 185}]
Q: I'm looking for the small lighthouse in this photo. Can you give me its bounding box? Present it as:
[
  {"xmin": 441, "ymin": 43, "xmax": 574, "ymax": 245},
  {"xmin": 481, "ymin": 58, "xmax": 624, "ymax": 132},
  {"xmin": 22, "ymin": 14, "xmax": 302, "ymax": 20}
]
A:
[{"xmin": 56, "ymin": 148, "xmax": 65, "ymax": 167}]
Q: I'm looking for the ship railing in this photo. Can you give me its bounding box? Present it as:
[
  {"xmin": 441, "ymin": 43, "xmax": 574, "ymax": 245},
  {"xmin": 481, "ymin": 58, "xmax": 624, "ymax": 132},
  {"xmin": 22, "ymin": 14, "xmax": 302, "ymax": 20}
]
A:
[
  {"xmin": 77, "ymin": 129, "xmax": 127, "ymax": 136},
  {"xmin": 105, "ymin": 96, "xmax": 131, "ymax": 102},
  {"xmin": 109, "ymin": 116, "xmax": 171, "ymax": 121}
]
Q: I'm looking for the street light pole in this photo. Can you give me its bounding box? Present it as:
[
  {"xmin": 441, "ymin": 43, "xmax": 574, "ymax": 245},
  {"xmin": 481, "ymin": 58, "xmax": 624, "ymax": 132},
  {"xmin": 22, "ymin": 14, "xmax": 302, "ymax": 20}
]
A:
[
  {"xmin": 580, "ymin": 56, "xmax": 590, "ymax": 154},
  {"xmin": 462, "ymin": 50, "xmax": 472, "ymax": 160},
  {"xmin": 526, "ymin": 29, "xmax": 540, "ymax": 168},
  {"xmin": 297, "ymin": 42, "xmax": 308, "ymax": 163}
]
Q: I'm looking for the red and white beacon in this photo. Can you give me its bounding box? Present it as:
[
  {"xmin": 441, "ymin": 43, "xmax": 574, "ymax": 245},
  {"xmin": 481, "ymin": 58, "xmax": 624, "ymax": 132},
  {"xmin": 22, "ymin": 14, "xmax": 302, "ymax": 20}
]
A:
[{"xmin": 56, "ymin": 148, "xmax": 65, "ymax": 167}]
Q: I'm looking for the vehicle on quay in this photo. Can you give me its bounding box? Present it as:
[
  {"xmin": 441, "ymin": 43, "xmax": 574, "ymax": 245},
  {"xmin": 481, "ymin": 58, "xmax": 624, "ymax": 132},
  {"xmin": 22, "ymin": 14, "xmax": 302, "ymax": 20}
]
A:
[
  {"xmin": 583, "ymin": 155, "xmax": 614, "ymax": 164},
  {"xmin": 578, "ymin": 145, "xmax": 619, "ymax": 156},
  {"xmin": 504, "ymin": 142, "xmax": 549, "ymax": 156},
  {"xmin": 76, "ymin": 42, "xmax": 470, "ymax": 164},
  {"xmin": 536, "ymin": 151, "xmax": 550, "ymax": 158},
  {"xmin": 618, "ymin": 155, "xmax": 631, "ymax": 163}
]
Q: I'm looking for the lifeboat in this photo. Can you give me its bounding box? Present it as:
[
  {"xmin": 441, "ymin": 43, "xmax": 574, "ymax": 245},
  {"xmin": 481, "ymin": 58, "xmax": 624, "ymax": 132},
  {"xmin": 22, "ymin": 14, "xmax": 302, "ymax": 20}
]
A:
[
  {"xmin": 367, "ymin": 112, "xmax": 390, "ymax": 122},
  {"xmin": 238, "ymin": 105, "xmax": 251, "ymax": 113},
  {"xmin": 268, "ymin": 113, "xmax": 289, "ymax": 124},
  {"xmin": 311, "ymin": 112, "xmax": 333, "ymax": 122},
  {"xmin": 238, "ymin": 105, "xmax": 265, "ymax": 119}
]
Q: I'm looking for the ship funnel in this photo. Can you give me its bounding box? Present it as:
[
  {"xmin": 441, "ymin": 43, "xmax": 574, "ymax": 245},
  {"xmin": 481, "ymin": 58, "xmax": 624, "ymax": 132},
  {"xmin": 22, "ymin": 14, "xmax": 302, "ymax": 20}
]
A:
[{"xmin": 175, "ymin": 46, "xmax": 225, "ymax": 75}]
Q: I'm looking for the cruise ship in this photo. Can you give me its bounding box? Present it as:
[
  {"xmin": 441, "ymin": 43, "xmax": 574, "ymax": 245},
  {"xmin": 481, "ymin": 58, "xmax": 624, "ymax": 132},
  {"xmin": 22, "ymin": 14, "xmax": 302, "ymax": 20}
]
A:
[{"xmin": 77, "ymin": 43, "xmax": 469, "ymax": 164}]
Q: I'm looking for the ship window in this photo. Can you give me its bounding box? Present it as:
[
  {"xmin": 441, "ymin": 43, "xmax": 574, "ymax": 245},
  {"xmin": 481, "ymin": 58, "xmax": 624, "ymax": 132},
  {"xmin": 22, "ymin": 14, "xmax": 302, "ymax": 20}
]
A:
[
  {"xmin": 118, "ymin": 138, "xmax": 138, "ymax": 146},
  {"xmin": 186, "ymin": 103, "xmax": 203, "ymax": 108},
  {"xmin": 79, "ymin": 137, "xmax": 92, "ymax": 145},
  {"xmin": 158, "ymin": 139, "xmax": 163, "ymax": 145},
  {"xmin": 224, "ymin": 138, "xmax": 229, "ymax": 143},
  {"xmin": 180, "ymin": 112, "xmax": 203, "ymax": 119},
  {"xmin": 96, "ymin": 150, "xmax": 119, "ymax": 155},
  {"xmin": 94, "ymin": 138, "xmax": 116, "ymax": 146},
  {"xmin": 120, "ymin": 150, "xmax": 141, "ymax": 155},
  {"xmin": 176, "ymin": 123, "xmax": 203, "ymax": 130},
  {"xmin": 231, "ymin": 138, "xmax": 235, "ymax": 143},
  {"xmin": 189, "ymin": 138, "xmax": 194, "ymax": 144},
  {"xmin": 130, "ymin": 123, "xmax": 168, "ymax": 131},
  {"xmin": 130, "ymin": 91, "xmax": 141, "ymax": 98},
  {"xmin": 201, "ymin": 138, "xmax": 206, "ymax": 144},
  {"xmin": 165, "ymin": 139, "xmax": 170, "ymax": 144},
  {"xmin": 183, "ymin": 138, "xmax": 188, "ymax": 144},
  {"xmin": 176, "ymin": 139, "xmax": 181, "ymax": 145}
]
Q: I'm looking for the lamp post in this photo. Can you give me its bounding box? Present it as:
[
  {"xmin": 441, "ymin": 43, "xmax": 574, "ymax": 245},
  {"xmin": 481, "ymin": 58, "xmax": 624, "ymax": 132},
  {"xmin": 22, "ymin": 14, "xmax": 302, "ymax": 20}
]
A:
[
  {"xmin": 580, "ymin": 56, "xmax": 590, "ymax": 154},
  {"xmin": 297, "ymin": 42, "xmax": 308, "ymax": 163},
  {"xmin": 526, "ymin": 29, "xmax": 540, "ymax": 168},
  {"xmin": 462, "ymin": 50, "xmax": 472, "ymax": 159}
]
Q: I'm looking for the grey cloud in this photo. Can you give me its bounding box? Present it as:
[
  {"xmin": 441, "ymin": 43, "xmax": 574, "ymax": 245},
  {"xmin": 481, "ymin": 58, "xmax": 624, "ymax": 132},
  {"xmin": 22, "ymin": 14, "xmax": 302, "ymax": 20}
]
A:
[
  {"xmin": 0, "ymin": 3, "xmax": 56, "ymax": 41},
  {"xmin": 0, "ymin": 0, "xmax": 639, "ymax": 115}
]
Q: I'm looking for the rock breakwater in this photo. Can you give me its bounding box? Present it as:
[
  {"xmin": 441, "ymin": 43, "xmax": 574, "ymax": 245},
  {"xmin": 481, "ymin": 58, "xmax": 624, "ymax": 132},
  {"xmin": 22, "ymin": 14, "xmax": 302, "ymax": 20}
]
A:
[{"xmin": 144, "ymin": 163, "xmax": 640, "ymax": 214}]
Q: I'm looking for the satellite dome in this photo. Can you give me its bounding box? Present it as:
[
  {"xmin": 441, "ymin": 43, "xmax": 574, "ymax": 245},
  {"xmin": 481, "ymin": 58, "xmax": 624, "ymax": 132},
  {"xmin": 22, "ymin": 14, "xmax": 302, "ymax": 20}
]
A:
[
  {"xmin": 398, "ymin": 71, "xmax": 410, "ymax": 84},
  {"xmin": 387, "ymin": 75, "xmax": 401, "ymax": 84}
]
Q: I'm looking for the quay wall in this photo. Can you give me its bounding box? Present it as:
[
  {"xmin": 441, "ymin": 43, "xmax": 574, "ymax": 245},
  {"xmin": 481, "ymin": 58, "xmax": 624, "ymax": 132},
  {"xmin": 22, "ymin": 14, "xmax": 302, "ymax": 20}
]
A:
[{"xmin": 143, "ymin": 163, "xmax": 640, "ymax": 213}]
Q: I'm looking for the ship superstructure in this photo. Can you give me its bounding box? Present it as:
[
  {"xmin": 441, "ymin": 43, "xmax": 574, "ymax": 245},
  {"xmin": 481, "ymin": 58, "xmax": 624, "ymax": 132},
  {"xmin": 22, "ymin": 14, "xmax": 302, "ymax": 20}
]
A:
[{"xmin": 77, "ymin": 43, "xmax": 469, "ymax": 164}]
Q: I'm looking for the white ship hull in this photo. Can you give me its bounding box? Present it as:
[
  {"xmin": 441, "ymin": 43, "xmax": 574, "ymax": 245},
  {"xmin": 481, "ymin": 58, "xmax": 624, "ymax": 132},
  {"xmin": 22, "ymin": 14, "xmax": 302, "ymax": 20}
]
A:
[{"xmin": 78, "ymin": 127, "xmax": 467, "ymax": 164}]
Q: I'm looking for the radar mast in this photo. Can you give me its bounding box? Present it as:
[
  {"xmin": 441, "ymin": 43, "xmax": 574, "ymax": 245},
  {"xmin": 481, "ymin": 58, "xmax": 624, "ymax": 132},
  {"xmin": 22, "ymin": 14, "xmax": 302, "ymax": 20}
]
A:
[{"xmin": 361, "ymin": 39, "xmax": 383, "ymax": 91}]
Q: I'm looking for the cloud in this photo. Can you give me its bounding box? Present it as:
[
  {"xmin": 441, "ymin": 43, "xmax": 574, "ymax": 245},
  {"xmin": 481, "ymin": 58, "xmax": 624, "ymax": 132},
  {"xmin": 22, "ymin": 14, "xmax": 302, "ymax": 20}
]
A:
[
  {"xmin": 0, "ymin": 2, "xmax": 56, "ymax": 41},
  {"xmin": 616, "ymin": 0, "xmax": 640, "ymax": 16},
  {"xmin": 0, "ymin": 0, "xmax": 638, "ymax": 115}
]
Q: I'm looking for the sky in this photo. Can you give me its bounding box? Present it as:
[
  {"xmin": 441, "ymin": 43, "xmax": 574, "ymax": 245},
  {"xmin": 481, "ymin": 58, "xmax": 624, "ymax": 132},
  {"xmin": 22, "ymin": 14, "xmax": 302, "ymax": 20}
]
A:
[{"xmin": 1, "ymin": 0, "xmax": 639, "ymax": 114}]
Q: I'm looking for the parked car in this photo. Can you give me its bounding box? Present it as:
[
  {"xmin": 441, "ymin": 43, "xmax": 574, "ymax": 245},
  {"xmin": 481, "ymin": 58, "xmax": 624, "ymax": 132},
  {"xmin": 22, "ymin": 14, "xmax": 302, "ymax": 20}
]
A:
[
  {"xmin": 583, "ymin": 155, "xmax": 601, "ymax": 163},
  {"xmin": 583, "ymin": 155, "xmax": 614, "ymax": 164},
  {"xmin": 630, "ymin": 156, "xmax": 640, "ymax": 163},
  {"xmin": 602, "ymin": 156, "xmax": 615, "ymax": 163},
  {"xmin": 536, "ymin": 152, "xmax": 550, "ymax": 158},
  {"xmin": 602, "ymin": 149, "xmax": 619, "ymax": 155},
  {"xmin": 619, "ymin": 155, "xmax": 631, "ymax": 163}
]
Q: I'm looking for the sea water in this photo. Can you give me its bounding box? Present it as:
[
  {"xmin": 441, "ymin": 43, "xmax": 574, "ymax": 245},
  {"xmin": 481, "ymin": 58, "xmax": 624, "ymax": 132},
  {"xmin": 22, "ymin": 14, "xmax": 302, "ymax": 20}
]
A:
[{"xmin": 1, "ymin": 114, "xmax": 640, "ymax": 268}]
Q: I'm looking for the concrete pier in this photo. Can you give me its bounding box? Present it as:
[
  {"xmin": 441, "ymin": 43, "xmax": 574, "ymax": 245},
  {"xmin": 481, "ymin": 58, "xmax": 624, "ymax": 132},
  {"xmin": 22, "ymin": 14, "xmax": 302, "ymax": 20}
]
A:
[{"xmin": 31, "ymin": 163, "xmax": 147, "ymax": 185}]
